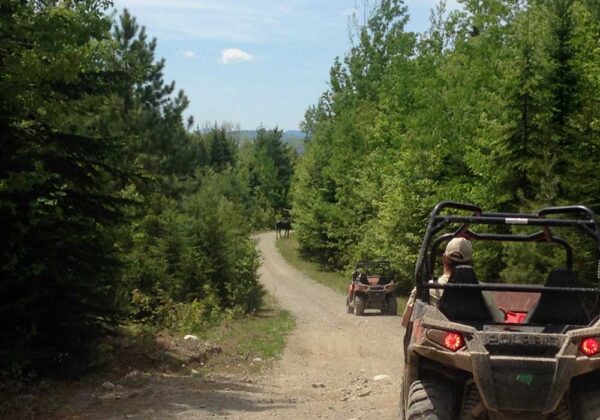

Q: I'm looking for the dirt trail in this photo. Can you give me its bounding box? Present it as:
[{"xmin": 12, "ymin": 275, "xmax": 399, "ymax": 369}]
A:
[
  {"xmin": 68, "ymin": 232, "xmax": 404, "ymax": 419},
  {"xmin": 252, "ymin": 232, "xmax": 404, "ymax": 419}
]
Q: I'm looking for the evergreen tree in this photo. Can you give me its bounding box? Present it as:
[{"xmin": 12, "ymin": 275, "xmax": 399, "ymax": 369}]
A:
[
  {"xmin": 254, "ymin": 127, "xmax": 295, "ymax": 212},
  {"xmin": 0, "ymin": 0, "xmax": 128, "ymax": 373},
  {"xmin": 205, "ymin": 125, "xmax": 237, "ymax": 170}
]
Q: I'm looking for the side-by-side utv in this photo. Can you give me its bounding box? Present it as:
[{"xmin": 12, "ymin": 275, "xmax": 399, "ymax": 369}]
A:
[
  {"xmin": 401, "ymin": 201, "xmax": 600, "ymax": 420},
  {"xmin": 346, "ymin": 260, "xmax": 397, "ymax": 316}
]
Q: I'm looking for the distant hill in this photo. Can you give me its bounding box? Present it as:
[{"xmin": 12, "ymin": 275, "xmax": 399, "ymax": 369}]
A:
[
  {"xmin": 282, "ymin": 130, "xmax": 304, "ymax": 141},
  {"xmin": 234, "ymin": 130, "xmax": 306, "ymax": 155}
]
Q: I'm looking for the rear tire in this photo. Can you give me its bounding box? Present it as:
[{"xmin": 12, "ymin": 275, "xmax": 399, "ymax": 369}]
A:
[
  {"xmin": 573, "ymin": 389, "xmax": 600, "ymax": 420},
  {"xmin": 354, "ymin": 295, "xmax": 366, "ymax": 316},
  {"xmin": 387, "ymin": 294, "xmax": 398, "ymax": 315},
  {"xmin": 406, "ymin": 379, "xmax": 454, "ymax": 420}
]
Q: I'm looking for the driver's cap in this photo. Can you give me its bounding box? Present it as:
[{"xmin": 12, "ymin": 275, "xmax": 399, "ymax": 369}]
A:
[{"xmin": 444, "ymin": 238, "xmax": 472, "ymax": 262}]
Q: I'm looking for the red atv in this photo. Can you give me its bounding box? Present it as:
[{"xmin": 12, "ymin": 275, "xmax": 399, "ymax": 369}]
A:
[{"xmin": 346, "ymin": 260, "xmax": 397, "ymax": 316}]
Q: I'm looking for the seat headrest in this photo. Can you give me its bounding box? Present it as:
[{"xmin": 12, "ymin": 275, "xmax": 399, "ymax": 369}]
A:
[
  {"xmin": 448, "ymin": 265, "xmax": 478, "ymax": 284},
  {"xmin": 544, "ymin": 268, "xmax": 576, "ymax": 288},
  {"xmin": 438, "ymin": 265, "xmax": 493, "ymax": 323},
  {"xmin": 525, "ymin": 268, "xmax": 589, "ymax": 326}
]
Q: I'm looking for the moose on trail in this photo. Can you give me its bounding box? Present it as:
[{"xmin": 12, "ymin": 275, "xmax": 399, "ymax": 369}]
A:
[{"xmin": 276, "ymin": 218, "xmax": 292, "ymax": 239}]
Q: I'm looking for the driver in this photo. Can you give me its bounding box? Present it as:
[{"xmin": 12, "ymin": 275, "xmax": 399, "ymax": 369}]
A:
[{"xmin": 401, "ymin": 238, "xmax": 504, "ymax": 327}]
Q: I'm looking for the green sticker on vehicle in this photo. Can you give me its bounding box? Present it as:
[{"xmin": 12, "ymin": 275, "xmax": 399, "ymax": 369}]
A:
[{"xmin": 516, "ymin": 373, "xmax": 533, "ymax": 385}]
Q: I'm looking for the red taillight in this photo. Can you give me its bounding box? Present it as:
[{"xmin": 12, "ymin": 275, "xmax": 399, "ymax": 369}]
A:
[
  {"xmin": 444, "ymin": 332, "xmax": 465, "ymax": 352},
  {"xmin": 580, "ymin": 337, "xmax": 600, "ymax": 357},
  {"xmin": 425, "ymin": 329, "xmax": 466, "ymax": 351}
]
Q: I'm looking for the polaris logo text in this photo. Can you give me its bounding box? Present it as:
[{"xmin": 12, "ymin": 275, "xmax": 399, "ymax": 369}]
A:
[{"xmin": 482, "ymin": 334, "xmax": 562, "ymax": 347}]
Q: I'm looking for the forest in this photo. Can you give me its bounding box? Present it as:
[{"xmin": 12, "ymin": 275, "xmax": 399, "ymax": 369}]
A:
[
  {"xmin": 293, "ymin": 0, "xmax": 600, "ymax": 291},
  {"xmin": 2, "ymin": 0, "xmax": 600, "ymax": 379},
  {"xmin": 1, "ymin": 1, "xmax": 295, "ymax": 376}
]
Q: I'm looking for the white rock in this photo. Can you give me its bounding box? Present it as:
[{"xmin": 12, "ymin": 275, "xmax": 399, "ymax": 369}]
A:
[
  {"xmin": 124, "ymin": 370, "xmax": 142, "ymax": 380},
  {"xmin": 184, "ymin": 334, "xmax": 198, "ymax": 341},
  {"xmin": 373, "ymin": 374, "xmax": 390, "ymax": 382},
  {"xmin": 102, "ymin": 382, "xmax": 115, "ymax": 390},
  {"xmin": 252, "ymin": 357, "xmax": 263, "ymax": 363},
  {"xmin": 191, "ymin": 369, "xmax": 199, "ymax": 375}
]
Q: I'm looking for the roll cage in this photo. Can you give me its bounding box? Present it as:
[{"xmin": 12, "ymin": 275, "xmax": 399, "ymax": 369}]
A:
[
  {"xmin": 355, "ymin": 260, "xmax": 392, "ymax": 276},
  {"xmin": 415, "ymin": 201, "xmax": 600, "ymax": 303}
]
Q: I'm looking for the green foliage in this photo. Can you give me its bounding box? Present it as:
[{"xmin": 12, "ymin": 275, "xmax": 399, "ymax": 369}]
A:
[
  {"xmin": 130, "ymin": 288, "xmax": 222, "ymax": 334},
  {"xmin": 235, "ymin": 127, "xmax": 296, "ymax": 228},
  {"xmin": 201, "ymin": 124, "xmax": 238, "ymax": 170},
  {"xmin": 1, "ymin": 0, "xmax": 128, "ymax": 374},
  {"xmin": 0, "ymin": 2, "xmax": 287, "ymax": 377},
  {"xmin": 292, "ymin": 0, "xmax": 600, "ymax": 291}
]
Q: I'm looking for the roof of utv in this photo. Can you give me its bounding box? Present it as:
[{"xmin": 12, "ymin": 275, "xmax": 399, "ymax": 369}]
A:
[
  {"xmin": 355, "ymin": 260, "xmax": 391, "ymax": 270},
  {"xmin": 414, "ymin": 201, "xmax": 600, "ymax": 302}
]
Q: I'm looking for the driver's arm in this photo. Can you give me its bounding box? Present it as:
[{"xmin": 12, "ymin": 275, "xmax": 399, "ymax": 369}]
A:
[{"xmin": 401, "ymin": 288, "xmax": 417, "ymax": 328}]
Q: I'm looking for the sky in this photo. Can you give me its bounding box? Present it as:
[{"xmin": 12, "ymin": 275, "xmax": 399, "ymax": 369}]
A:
[{"xmin": 110, "ymin": 0, "xmax": 459, "ymax": 131}]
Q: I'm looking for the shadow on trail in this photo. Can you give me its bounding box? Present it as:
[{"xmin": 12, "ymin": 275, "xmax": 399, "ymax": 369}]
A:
[
  {"xmin": 82, "ymin": 374, "xmax": 293, "ymax": 419},
  {"xmin": 351, "ymin": 312, "xmax": 397, "ymax": 317}
]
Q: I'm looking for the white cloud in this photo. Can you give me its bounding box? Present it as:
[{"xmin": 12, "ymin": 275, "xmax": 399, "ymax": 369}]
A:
[
  {"xmin": 220, "ymin": 48, "xmax": 253, "ymax": 64},
  {"xmin": 178, "ymin": 50, "xmax": 197, "ymax": 59}
]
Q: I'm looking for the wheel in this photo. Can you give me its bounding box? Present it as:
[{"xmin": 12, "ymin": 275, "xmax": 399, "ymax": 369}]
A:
[
  {"xmin": 573, "ymin": 389, "xmax": 600, "ymax": 420},
  {"xmin": 346, "ymin": 295, "xmax": 354, "ymax": 314},
  {"xmin": 354, "ymin": 294, "xmax": 366, "ymax": 316},
  {"xmin": 387, "ymin": 294, "xmax": 398, "ymax": 315},
  {"xmin": 406, "ymin": 379, "xmax": 454, "ymax": 420}
]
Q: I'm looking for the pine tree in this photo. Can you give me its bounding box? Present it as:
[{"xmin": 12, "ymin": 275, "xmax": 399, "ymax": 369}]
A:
[{"xmin": 0, "ymin": 0, "xmax": 128, "ymax": 373}]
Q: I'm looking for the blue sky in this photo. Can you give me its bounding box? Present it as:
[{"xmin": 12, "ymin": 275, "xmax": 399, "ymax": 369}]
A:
[{"xmin": 110, "ymin": 0, "xmax": 458, "ymax": 131}]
